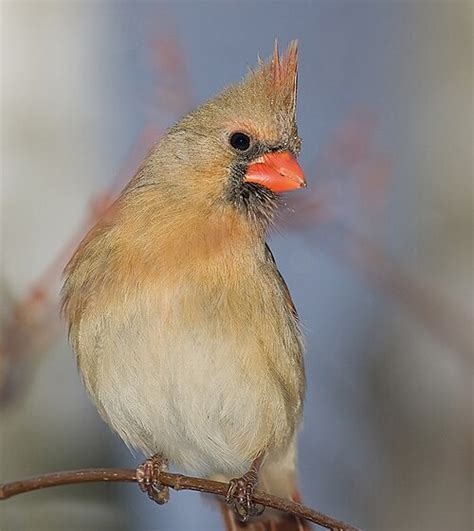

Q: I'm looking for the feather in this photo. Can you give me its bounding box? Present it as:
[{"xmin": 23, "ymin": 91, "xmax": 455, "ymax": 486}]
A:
[{"xmin": 249, "ymin": 40, "xmax": 299, "ymax": 121}]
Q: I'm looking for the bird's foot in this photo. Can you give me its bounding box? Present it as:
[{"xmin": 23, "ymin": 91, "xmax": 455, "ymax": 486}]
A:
[
  {"xmin": 225, "ymin": 469, "xmax": 265, "ymax": 523},
  {"xmin": 136, "ymin": 454, "xmax": 170, "ymax": 505}
]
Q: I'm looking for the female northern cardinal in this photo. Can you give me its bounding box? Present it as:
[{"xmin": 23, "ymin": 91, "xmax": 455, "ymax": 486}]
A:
[{"xmin": 62, "ymin": 41, "xmax": 308, "ymax": 530}]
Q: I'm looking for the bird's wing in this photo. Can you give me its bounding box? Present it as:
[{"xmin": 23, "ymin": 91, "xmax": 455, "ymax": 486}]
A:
[{"xmin": 264, "ymin": 243, "xmax": 299, "ymax": 322}]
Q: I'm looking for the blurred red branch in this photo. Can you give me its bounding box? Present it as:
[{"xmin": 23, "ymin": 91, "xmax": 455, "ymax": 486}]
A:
[
  {"xmin": 286, "ymin": 111, "xmax": 473, "ymax": 360},
  {"xmin": 0, "ymin": 468, "xmax": 358, "ymax": 531},
  {"xmin": 328, "ymin": 225, "xmax": 472, "ymax": 359}
]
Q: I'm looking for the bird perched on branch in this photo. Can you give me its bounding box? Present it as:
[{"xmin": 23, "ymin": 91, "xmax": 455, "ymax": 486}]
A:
[{"xmin": 62, "ymin": 40, "xmax": 308, "ymax": 530}]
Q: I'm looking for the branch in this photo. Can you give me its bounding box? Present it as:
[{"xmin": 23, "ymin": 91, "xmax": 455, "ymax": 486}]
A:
[{"xmin": 0, "ymin": 468, "xmax": 358, "ymax": 531}]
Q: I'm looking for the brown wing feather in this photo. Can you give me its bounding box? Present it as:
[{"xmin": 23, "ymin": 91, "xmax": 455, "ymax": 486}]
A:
[{"xmin": 265, "ymin": 243, "xmax": 299, "ymax": 322}]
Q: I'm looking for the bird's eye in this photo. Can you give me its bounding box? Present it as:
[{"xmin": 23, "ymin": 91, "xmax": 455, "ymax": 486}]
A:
[{"xmin": 230, "ymin": 132, "xmax": 251, "ymax": 152}]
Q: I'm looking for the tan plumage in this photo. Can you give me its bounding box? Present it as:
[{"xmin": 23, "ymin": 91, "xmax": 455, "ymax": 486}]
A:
[{"xmin": 62, "ymin": 40, "xmax": 308, "ymax": 529}]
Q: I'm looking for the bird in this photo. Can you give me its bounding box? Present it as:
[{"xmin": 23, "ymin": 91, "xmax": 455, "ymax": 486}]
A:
[{"xmin": 62, "ymin": 40, "xmax": 309, "ymax": 531}]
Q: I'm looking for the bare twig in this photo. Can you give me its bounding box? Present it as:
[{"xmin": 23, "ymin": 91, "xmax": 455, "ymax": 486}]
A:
[{"xmin": 0, "ymin": 467, "xmax": 358, "ymax": 531}]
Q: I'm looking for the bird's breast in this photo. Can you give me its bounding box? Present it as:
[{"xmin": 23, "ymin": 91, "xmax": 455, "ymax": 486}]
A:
[{"xmin": 73, "ymin": 246, "xmax": 304, "ymax": 476}]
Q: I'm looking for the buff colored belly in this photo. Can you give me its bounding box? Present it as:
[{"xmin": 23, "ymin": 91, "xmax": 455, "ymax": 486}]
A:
[{"xmin": 76, "ymin": 287, "xmax": 299, "ymax": 477}]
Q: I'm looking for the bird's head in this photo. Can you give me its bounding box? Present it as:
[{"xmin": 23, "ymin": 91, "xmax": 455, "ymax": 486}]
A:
[{"xmin": 133, "ymin": 40, "xmax": 305, "ymax": 233}]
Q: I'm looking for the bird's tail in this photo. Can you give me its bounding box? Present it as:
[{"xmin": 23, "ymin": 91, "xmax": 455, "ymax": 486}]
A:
[
  {"xmin": 219, "ymin": 440, "xmax": 311, "ymax": 530},
  {"xmin": 219, "ymin": 489, "xmax": 310, "ymax": 531}
]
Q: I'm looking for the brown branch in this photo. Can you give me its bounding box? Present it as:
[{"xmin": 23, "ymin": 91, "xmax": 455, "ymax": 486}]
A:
[{"xmin": 0, "ymin": 467, "xmax": 358, "ymax": 531}]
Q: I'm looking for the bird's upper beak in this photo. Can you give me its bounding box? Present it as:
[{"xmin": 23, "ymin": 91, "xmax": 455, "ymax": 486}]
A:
[{"xmin": 244, "ymin": 151, "xmax": 306, "ymax": 193}]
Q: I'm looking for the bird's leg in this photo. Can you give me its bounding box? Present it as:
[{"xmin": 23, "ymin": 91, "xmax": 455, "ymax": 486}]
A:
[
  {"xmin": 136, "ymin": 453, "xmax": 170, "ymax": 505},
  {"xmin": 225, "ymin": 452, "xmax": 266, "ymax": 523}
]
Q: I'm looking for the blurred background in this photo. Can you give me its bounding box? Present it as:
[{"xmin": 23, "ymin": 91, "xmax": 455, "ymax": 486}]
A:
[{"xmin": 0, "ymin": 2, "xmax": 472, "ymax": 530}]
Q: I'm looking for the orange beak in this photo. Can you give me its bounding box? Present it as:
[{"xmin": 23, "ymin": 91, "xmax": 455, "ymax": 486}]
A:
[{"xmin": 244, "ymin": 151, "xmax": 306, "ymax": 193}]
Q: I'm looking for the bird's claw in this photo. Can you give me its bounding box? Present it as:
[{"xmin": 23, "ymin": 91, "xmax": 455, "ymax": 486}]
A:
[
  {"xmin": 136, "ymin": 454, "xmax": 170, "ymax": 505},
  {"xmin": 225, "ymin": 472, "xmax": 265, "ymax": 523}
]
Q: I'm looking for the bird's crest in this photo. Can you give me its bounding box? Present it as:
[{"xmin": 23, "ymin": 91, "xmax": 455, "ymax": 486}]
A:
[{"xmin": 252, "ymin": 39, "xmax": 299, "ymax": 118}]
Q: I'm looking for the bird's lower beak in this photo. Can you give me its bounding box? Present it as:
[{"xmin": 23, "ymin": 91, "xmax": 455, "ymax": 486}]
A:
[{"xmin": 244, "ymin": 151, "xmax": 306, "ymax": 193}]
